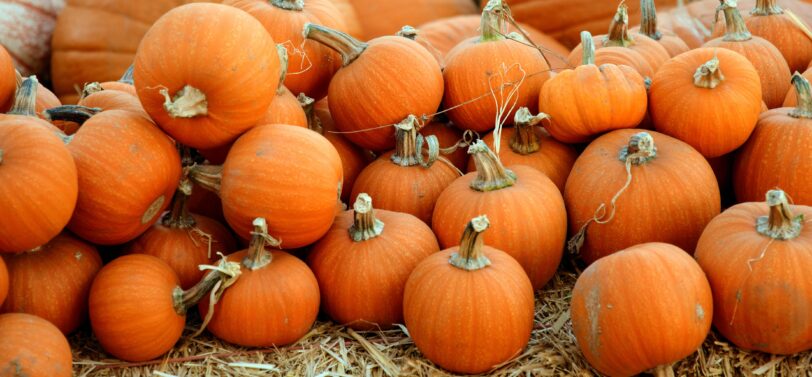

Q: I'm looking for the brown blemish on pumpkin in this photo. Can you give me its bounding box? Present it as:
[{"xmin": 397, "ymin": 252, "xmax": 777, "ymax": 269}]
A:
[
  {"xmin": 142, "ymin": 195, "xmax": 166, "ymax": 224},
  {"xmin": 75, "ymin": 251, "xmax": 83, "ymax": 261},
  {"xmin": 586, "ymin": 286, "xmax": 602, "ymax": 356},
  {"xmin": 696, "ymin": 303, "xmax": 705, "ymax": 321}
]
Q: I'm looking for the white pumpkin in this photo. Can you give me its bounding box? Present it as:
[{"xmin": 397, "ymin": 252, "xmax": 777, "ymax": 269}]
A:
[{"xmin": 0, "ymin": 0, "xmax": 65, "ymax": 75}]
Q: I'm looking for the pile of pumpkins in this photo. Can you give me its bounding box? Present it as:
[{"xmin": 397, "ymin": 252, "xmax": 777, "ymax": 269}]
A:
[{"xmin": 1, "ymin": 0, "xmax": 811, "ymax": 376}]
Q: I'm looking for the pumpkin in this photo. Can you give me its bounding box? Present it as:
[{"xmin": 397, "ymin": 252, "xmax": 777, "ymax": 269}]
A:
[
  {"xmin": 187, "ymin": 181, "xmax": 227, "ymax": 224},
  {"xmin": 0, "ymin": 313, "xmax": 72, "ymax": 377},
  {"xmin": 442, "ymin": 0, "xmax": 550, "ymax": 133},
  {"xmin": 126, "ymin": 169, "xmax": 238, "ymax": 290},
  {"xmin": 0, "ymin": 46, "xmax": 15, "ymax": 111},
  {"xmin": 199, "ymin": 218, "xmax": 320, "ymax": 347},
  {"xmin": 696, "ymin": 190, "xmax": 812, "ymax": 354},
  {"xmin": 348, "ymin": 0, "xmax": 478, "ymax": 40},
  {"xmin": 308, "ymin": 193, "xmax": 438, "ymax": 330},
  {"xmin": 571, "ymin": 242, "xmax": 713, "ymax": 377},
  {"xmin": 65, "ymin": 109, "xmax": 181, "ymax": 245},
  {"xmin": 224, "ymin": 0, "xmax": 344, "ymax": 101},
  {"xmin": 90, "ymin": 253, "xmax": 240, "ymax": 361},
  {"xmin": 328, "ymin": 0, "xmax": 363, "ymax": 37},
  {"xmin": 468, "ymin": 107, "xmax": 578, "ymax": 191},
  {"xmin": 568, "ymin": 2, "xmax": 671, "ymax": 78},
  {"xmin": 746, "ymin": 0, "xmax": 812, "ymax": 72},
  {"xmin": 403, "ymin": 215, "xmax": 534, "ymax": 374},
  {"xmin": 77, "ymin": 84, "xmax": 148, "ymax": 118},
  {"xmin": 419, "ymin": 120, "xmax": 469, "ymax": 171},
  {"xmin": 0, "ymin": 78, "xmax": 78, "ymax": 253},
  {"xmin": 94, "ymin": 65, "xmax": 137, "ymax": 96},
  {"xmin": 650, "ymin": 47, "xmax": 762, "ymax": 158},
  {"xmin": 734, "ymin": 73, "xmax": 812, "ymax": 205},
  {"xmin": 305, "ymin": 23, "xmax": 443, "ymax": 151},
  {"xmin": 0, "ymin": 0, "xmax": 64, "ymax": 76},
  {"xmin": 541, "ymin": 31, "xmax": 648, "ymax": 144},
  {"xmin": 1, "ymin": 232, "xmax": 101, "ymax": 334},
  {"xmin": 190, "ymin": 124, "xmax": 342, "ymax": 248},
  {"xmin": 351, "ymin": 116, "xmax": 459, "ymax": 225},
  {"xmin": 0, "ymin": 258, "xmax": 6, "ymax": 306},
  {"xmin": 783, "ymin": 65, "xmax": 812, "ymax": 107},
  {"xmin": 134, "ymin": 3, "xmax": 280, "ymax": 149},
  {"xmin": 432, "ymin": 140, "xmax": 566, "ymax": 290},
  {"xmin": 704, "ymin": 0, "xmax": 791, "ymax": 109},
  {"xmin": 656, "ymin": 0, "xmax": 711, "ymax": 49},
  {"xmin": 564, "ymin": 130, "xmax": 721, "ymax": 264},
  {"xmin": 257, "ymin": 47, "xmax": 308, "ymax": 128},
  {"xmin": 633, "ymin": 0, "xmax": 691, "ymax": 56}
]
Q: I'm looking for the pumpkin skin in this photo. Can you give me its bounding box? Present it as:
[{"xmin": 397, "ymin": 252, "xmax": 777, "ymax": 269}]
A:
[
  {"xmin": 650, "ymin": 47, "xmax": 762, "ymax": 158},
  {"xmin": 78, "ymin": 87, "xmax": 149, "ymax": 119},
  {"xmin": 571, "ymin": 242, "xmax": 713, "ymax": 377},
  {"xmin": 695, "ymin": 191, "xmax": 812, "ymax": 355},
  {"xmin": 432, "ymin": 141, "xmax": 567, "ymax": 290},
  {"xmin": 306, "ymin": 24, "xmax": 443, "ymax": 151},
  {"xmin": 261, "ymin": 86, "xmax": 307, "ymax": 128},
  {"xmin": 403, "ymin": 215, "xmax": 534, "ymax": 374},
  {"xmin": 0, "ymin": 0, "xmax": 64, "ymax": 76},
  {"xmin": 746, "ymin": 0, "xmax": 812, "ymax": 73},
  {"xmin": 0, "ymin": 258, "xmax": 6, "ymax": 306},
  {"xmin": 67, "ymin": 110, "xmax": 181, "ymax": 245},
  {"xmin": 0, "ymin": 313, "xmax": 72, "ymax": 377},
  {"xmin": 312, "ymin": 98, "xmax": 368, "ymax": 204},
  {"xmin": 308, "ymin": 193, "xmax": 438, "ymax": 330},
  {"xmin": 328, "ymin": 0, "xmax": 362, "ymax": 38},
  {"xmin": 224, "ymin": 0, "xmax": 344, "ymax": 101},
  {"xmin": 0, "ymin": 45, "xmax": 16, "ymax": 113},
  {"xmin": 564, "ymin": 130, "xmax": 721, "ymax": 264},
  {"xmin": 1, "ymin": 232, "xmax": 101, "ymax": 334},
  {"xmin": 134, "ymin": 3, "xmax": 280, "ymax": 149},
  {"xmin": 348, "ymin": 0, "xmax": 478, "ymax": 40}
]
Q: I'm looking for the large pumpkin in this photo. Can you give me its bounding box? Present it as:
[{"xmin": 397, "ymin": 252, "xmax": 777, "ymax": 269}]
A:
[
  {"xmin": 0, "ymin": 0, "xmax": 64, "ymax": 76},
  {"xmin": 746, "ymin": 0, "xmax": 812, "ymax": 73},
  {"xmin": 0, "ymin": 313, "xmax": 72, "ymax": 377},
  {"xmin": 571, "ymin": 242, "xmax": 713, "ymax": 377}
]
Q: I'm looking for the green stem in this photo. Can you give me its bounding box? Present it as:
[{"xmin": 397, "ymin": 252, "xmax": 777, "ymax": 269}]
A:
[
  {"xmin": 581, "ymin": 31, "xmax": 596, "ymax": 65},
  {"xmin": 639, "ymin": 0, "xmax": 662, "ymax": 41},
  {"xmin": 271, "ymin": 0, "xmax": 304, "ymax": 11},
  {"xmin": 189, "ymin": 164, "xmax": 223, "ymax": 194},
  {"xmin": 348, "ymin": 193, "xmax": 384, "ymax": 241},
  {"xmin": 468, "ymin": 140, "xmax": 517, "ymax": 191},
  {"xmin": 120, "ymin": 65, "xmax": 134, "ymax": 85},
  {"xmin": 510, "ymin": 107, "xmax": 548, "ymax": 155},
  {"xmin": 718, "ymin": 0, "xmax": 752, "ymax": 41},
  {"xmin": 751, "ymin": 0, "xmax": 783, "ymax": 16},
  {"xmin": 8, "ymin": 76, "xmax": 38, "ymax": 117},
  {"xmin": 693, "ymin": 55, "xmax": 725, "ymax": 89},
  {"xmin": 43, "ymin": 105, "xmax": 101, "ymax": 125},
  {"xmin": 603, "ymin": 2, "xmax": 635, "ymax": 47},
  {"xmin": 618, "ymin": 132, "xmax": 657, "ymax": 165},
  {"xmin": 790, "ymin": 73, "xmax": 812, "ymax": 119},
  {"xmin": 756, "ymin": 190, "xmax": 803, "ymax": 240},
  {"xmin": 304, "ymin": 23, "xmax": 368, "ymax": 66},
  {"xmin": 449, "ymin": 216, "xmax": 492, "ymax": 271},
  {"xmin": 480, "ymin": 0, "xmax": 509, "ymax": 42}
]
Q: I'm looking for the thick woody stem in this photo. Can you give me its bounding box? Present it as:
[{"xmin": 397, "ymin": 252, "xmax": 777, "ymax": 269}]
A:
[
  {"xmin": 640, "ymin": 0, "xmax": 662, "ymax": 40},
  {"xmin": 348, "ymin": 193, "xmax": 385, "ymax": 241},
  {"xmin": 243, "ymin": 218, "xmax": 279, "ymax": 270},
  {"xmin": 189, "ymin": 164, "xmax": 223, "ymax": 194},
  {"xmin": 276, "ymin": 45, "xmax": 289, "ymax": 94},
  {"xmin": 718, "ymin": 0, "xmax": 752, "ymax": 41},
  {"xmin": 581, "ymin": 31, "xmax": 596, "ymax": 65},
  {"xmin": 271, "ymin": 0, "xmax": 304, "ymax": 11},
  {"xmin": 603, "ymin": 2, "xmax": 635, "ymax": 47},
  {"xmin": 468, "ymin": 140, "xmax": 517, "ymax": 191},
  {"xmin": 751, "ymin": 0, "xmax": 783, "ymax": 16},
  {"xmin": 480, "ymin": 0, "xmax": 509, "ymax": 42},
  {"xmin": 756, "ymin": 190, "xmax": 803, "ymax": 240},
  {"xmin": 449, "ymin": 216, "xmax": 492, "ymax": 271},
  {"xmin": 8, "ymin": 76, "xmax": 38, "ymax": 117},
  {"xmin": 304, "ymin": 23, "xmax": 368, "ymax": 66},
  {"xmin": 510, "ymin": 107, "xmax": 548, "ymax": 155},
  {"xmin": 618, "ymin": 132, "xmax": 658, "ymax": 165},
  {"xmin": 693, "ymin": 55, "xmax": 725, "ymax": 89},
  {"xmin": 790, "ymin": 72, "xmax": 812, "ymax": 119},
  {"xmin": 43, "ymin": 105, "xmax": 101, "ymax": 125}
]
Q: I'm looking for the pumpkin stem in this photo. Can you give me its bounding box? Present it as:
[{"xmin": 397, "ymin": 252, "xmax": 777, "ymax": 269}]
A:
[
  {"xmin": 790, "ymin": 72, "xmax": 812, "ymax": 118},
  {"xmin": 752, "ymin": 0, "xmax": 782, "ymax": 15},
  {"xmin": 639, "ymin": 0, "xmax": 662, "ymax": 41},
  {"xmin": 717, "ymin": 0, "xmax": 752, "ymax": 41},
  {"xmin": 469, "ymin": 139, "xmax": 517, "ymax": 191},
  {"xmin": 172, "ymin": 256, "xmax": 242, "ymax": 314},
  {"xmin": 276, "ymin": 45, "xmax": 289, "ymax": 95},
  {"xmin": 604, "ymin": 1, "xmax": 635, "ymax": 48},
  {"xmin": 161, "ymin": 85, "xmax": 208, "ymax": 118},
  {"xmin": 693, "ymin": 54, "xmax": 725, "ymax": 89},
  {"xmin": 581, "ymin": 31, "xmax": 596, "ymax": 65},
  {"xmin": 43, "ymin": 105, "xmax": 101, "ymax": 125},
  {"xmin": 619, "ymin": 131, "xmax": 658, "ymax": 165},
  {"xmin": 244, "ymin": 218, "xmax": 280, "ymax": 270},
  {"xmin": 480, "ymin": 0, "xmax": 509, "ymax": 42},
  {"xmin": 0, "ymin": 149, "xmax": 3, "ymax": 165},
  {"xmin": 449, "ymin": 215, "xmax": 492, "ymax": 271},
  {"xmin": 391, "ymin": 115, "xmax": 440, "ymax": 168},
  {"xmin": 397, "ymin": 25, "xmax": 418, "ymax": 40},
  {"xmin": 80, "ymin": 82, "xmax": 104, "ymax": 99},
  {"xmin": 510, "ymin": 107, "xmax": 548, "ymax": 155},
  {"xmin": 270, "ymin": 0, "xmax": 304, "ymax": 11},
  {"xmin": 300, "ymin": 93, "xmax": 323, "ymax": 134},
  {"xmin": 189, "ymin": 164, "xmax": 223, "ymax": 195},
  {"xmin": 757, "ymin": 190, "xmax": 804, "ymax": 240},
  {"xmin": 163, "ymin": 148, "xmax": 196, "ymax": 229},
  {"xmin": 120, "ymin": 65, "xmax": 135, "ymax": 85},
  {"xmin": 7, "ymin": 76, "xmax": 38, "ymax": 117},
  {"xmin": 304, "ymin": 23, "xmax": 368, "ymax": 66},
  {"xmin": 348, "ymin": 193, "xmax": 385, "ymax": 241}
]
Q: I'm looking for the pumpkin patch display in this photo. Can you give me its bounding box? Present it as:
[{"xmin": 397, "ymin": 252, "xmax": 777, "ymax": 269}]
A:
[
  {"xmin": 633, "ymin": 0, "xmax": 691, "ymax": 57},
  {"xmin": 746, "ymin": 0, "xmax": 812, "ymax": 73},
  {"xmin": 0, "ymin": 313, "xmax": 72, "ymax": 377}
]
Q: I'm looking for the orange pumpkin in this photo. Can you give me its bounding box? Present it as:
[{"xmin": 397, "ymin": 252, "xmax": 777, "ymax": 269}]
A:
[
  {"xmin": 200, "ymin": 218, "xmax": 320, "ymax": 346},
  {"xmin": 650, "ymin": 47, "xmax": 762, "ymax": 158},
  {"xmin": 734, "ymin": 73, "xmax": 812, "ymax": 205},
  {"xmin": 442, "ymin": 0, "xmax": 551, "ymax": 133},
  {"xmin": 696, "ymin": 190, "xmax": 812, "ymax": 354},
  {"xmin": 564, "ymin": 130, "xmax": 721, "ymax": 264},
  {"xmin": 308, "ymin": 193, "xmax": 438, "ymax": 330},
  {"xmin": 305, "ymin": 23, "xmax": 443, "ymax": 151},
  {"xmin": 1, "ymin": 232, "xmax": 102, "ymax": 334},
  {"xmin": 96, "ymin": 66, "xmax": 138, "ymax": 97},
  {"xmin": 0, "ymin": 258, "xmax": 6, "ymax": 306},
  {"xmin": 403, "ymin": 215, "xmax": 534, "ymax": 374},
  {"xmin": 541, "ymin": 32, "xmax": 648, "ymax": 144},
  {"xmin": 258, "ymin": 49, "xmax": 308, "ymax": 128},
  {"xmin": 0, "ymin": 313, "xmax": 72, "ymax": 377},
  {"xmin": 134, "ymin": 3, "xmax": 280, "ymax": 149},
  {"xmin": 783, "ymin": 66, "xmax": 812, "ymax": 107},
  {"xmin": 0, "ymin": 46, "xmax": 14, "ymax": 111},
  {"xmin": 328, "ymin": 0, "xmax": 363, "ymax": 37},
  {"xmin": 571, "ymin": 242, "xmax": 713, "ymax": 377},
  {"xmin": 656, "ymin": 0, "xmax": 711, "ymax": 49},
  {"xmin": 633, "ymin": 0, "xmax": 691, "ymax": 57},
  {"xmin": 77, "ymin": 81, "xmax": 148, "ymax": 119},
  {"xmin": 746, "ymin": 0, "xmax": 812, "ymax": 72},
  {"xmin": 432, "ymin": 140, "xmax": 566, "ymax": 290},
  {"xmin": 348, "ymin": 0, "xmax": 478, "ymax": 40}
]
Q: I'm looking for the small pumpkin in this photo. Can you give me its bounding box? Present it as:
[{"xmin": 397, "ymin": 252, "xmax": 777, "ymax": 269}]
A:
[
  {"xmin": 308, "ymin": 193, "xmax": 438, "ymax": 330},
  {"xmin": 0, "ymin": 45, "xmax": 15, "ymax": 111},
  {"xmin": 134, "ymin": 3, "xmax": 281, "ymax": 149},
  {"xmin": 650, "ymin": 47, "xmax": 762, "ymax": 158},
  {"xmin": 746, "ymin": 0, "xmax": 812, "ymax": 73},
  {"xmin": 542, "ymin": 31, "xmax": 648, "ymax": 144},
  {"xmin": 1, "ymin": 232, "xmax": 102, "ymax": 334},
  {"xmin": 304, "ymin": 22, "xmax": 443, "ymax": 151},
  {"xmin": 403, "ymin": 215, "xmax": 534, "ymax": 375},
  {"xmin": 0, "ymin": 313, "xmax": 72, "ymax": 377},
  {"xmin": 432, "ymin": 140, "xmax": 566, "ymax": 290},
  {"xmin": 571, "ymin": 242, "xmax": 713, "ymax": 377},
  {"xmin": 468, "ymin": 107, "xmax": 577, "ymax": 191},
  {"xmin": 442, "ymin": 0, "xmax": 551, "ymax": 133},
  {"xmin": 77, "ymin": 68, "xmax": 147, "ymax": 118},
  {"xmin": 200, "ymin": 218, "xmax": 320, "ymax": 347},
  {"xmin": 633, "ymin": 0, "xmax": 691, "ymax": 57},
  {"xmin": 258, "ymin": 47, "xmax": 307, "ymax": 128},
  {"xmin": 734, "ymin": 73, "xmax": 812, "ymax": 205},
  {"xmin": 656, "ymin": 0, "xmax": 711, "ymax": 49}
]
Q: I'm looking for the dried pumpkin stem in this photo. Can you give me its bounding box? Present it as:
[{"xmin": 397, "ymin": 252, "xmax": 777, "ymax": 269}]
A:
[
  {"xmin": 161, "ymin": 85, "xmax": 208, "ymax": 118},
  {"xmin": 172, "ymin": 258, "xmax": 242, "ymax": 314},
  {"xmin": 120, "ymin": 65, "xmax": 135, "ymax": 85},
  {"xmin": 449, "ymin": 215, "xmax": 492, "ymax": 271},
  {"xmin": 469, "ymin": 139, "xmax": 517, "ymax": 191},
  {"xmin": 244, "ymin": 218, "xmax": 280, "ymax": 270},
  {"xmin": 693, "ymin": 55, "xmax": 725, "ymax": 89},
  {"xmin": 581, "ymin": 31, "xmax": 596, "ymax": 65},
  {"xmin": 790, "ymin": 73, "xmax": 812, "ymax": 118},
  {"xmin": 757, "ymin": 190, "xmax": 803, "ymax": 240},
  {"xmin": 80, "ymin": 82, "xmax": 104, "ymax": 99},
  {"xmin": 639, "ymin": 0, "xmax": 662, "ymax": 40},
  {"xmin": 348, "ymin": 193, "xmax": 385, "ymax": 241},
  {"xmin": 480, "ymin": 0, "xmax": 509, "ymax": 42},
  {"xmin": 162, "ymin": 169, "xmax": 196, "ymax": 229},
  {"xmin": 189, "ymin": 164, "xmax": 223, "ymax": 194},
  {"xmin": 397, "ymin": 26, "xmax": 418, "ymax": 40},
  {"xmin": 271, "ymin": 0, "xmax": 304, "ymax": 10},
  {"xmin": 276, "ymin": 45, "xmax": 289, "ymax": 94},
  {"xmin": 304, "ymin": 23, "xmax": 368, "ymax": 66},
  {"xmin": 300, "ymin": 93, "xmax": 323, "ymax": 134},
  {"xmin": 0, "ymin": 149, "xmax": 4, "ymax": 165},
  {"xmin": 718, "ymin": 0, "xmax": 752, "ymax": 41},
  {"xmin": 8, "ymin": 76, "xmax": 38, "ymax": 117},
  {"xmin": 391, "ymin": 115, "xmax": 440, "ymax": 168},
  {"xmin": 43, "ymin": 105, "xmax": 101, "ymax": 125},
  {"xmin": 604, "ymin": 2, "xmax": 635, "ymax": 47},
  {"xmin": 619, "ymin": 131, "xmax": 657, "ymax": 165},
  {"xmin": 510, "ymin": 107, "xmax": 548, "ymax": 155},
  {"xmin": 751, "ymin": 0, "xmax": 782, "ymax": 16}
]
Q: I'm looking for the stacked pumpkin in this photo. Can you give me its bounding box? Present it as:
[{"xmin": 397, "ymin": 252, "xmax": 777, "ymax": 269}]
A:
[{"xmin": 0, "ymin": 0, "xmax": 811, "ymax": 375}]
